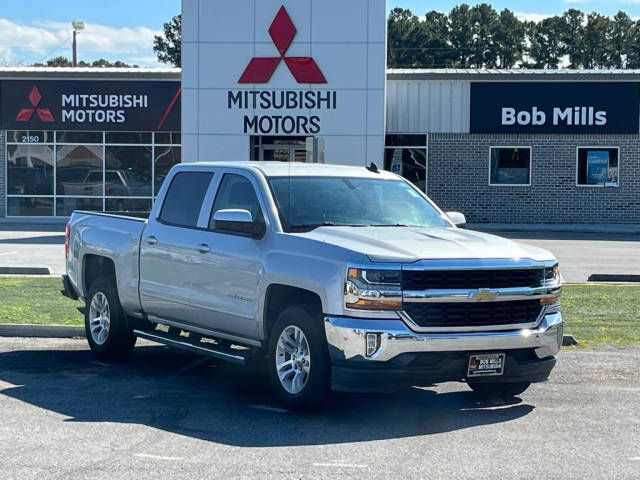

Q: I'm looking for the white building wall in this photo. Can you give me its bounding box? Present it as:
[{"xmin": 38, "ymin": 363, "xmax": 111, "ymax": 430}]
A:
[
  {"xmin": 182, "ymin": 0, "xmax": 387, "ymax": 165},
  {"xmin": 386, "ymin": 80, "xmax": 470, "ymax": 133}
]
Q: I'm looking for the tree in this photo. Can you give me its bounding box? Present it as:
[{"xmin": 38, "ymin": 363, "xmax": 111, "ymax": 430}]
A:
[
  {"xmin": 609, "ymin": 11, "xmax": 633, "ymax": 68},
  {"xmin": 495, "ymin": 9, "xmax": 525, "ymax": 68},
  {"xmin": 448, "ymin": 4, "xmax": 474, "ymax": 68},
  {"xmin": 419, "ymin": 11, "xmax": 452, "ymax": 68},
  {"xmin": 154, "ymin": 14, "xmax": 181, "ymax": 67},
  {"xmin": 469, "ymin": 4, "xmax": 500, "ymax": 68},
  {"xmin": 529, "ymin": 17, "xmax": 567, "ymax": 69},
  {"xmin": 581, "ymin": 13, "xmax": 611, "ymax": 68},
  {"xmin": 388, "ymin": 8, "xmax": 424, "ymax": 67},
  {"xmin": 561, "ymin": 9, "xmax": 585, "ymax": 68},
  {"xmin": 33, "ymin": 56, "xmax": 136, "ymax": 68}
]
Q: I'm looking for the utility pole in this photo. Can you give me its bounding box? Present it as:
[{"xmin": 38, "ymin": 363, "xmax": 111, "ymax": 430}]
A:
[{"xmin": 71, "ymin": 20, "xmax": 85, "ymax": 67}]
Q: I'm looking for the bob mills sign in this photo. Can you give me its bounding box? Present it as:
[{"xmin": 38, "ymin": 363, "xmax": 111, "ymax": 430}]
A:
[
  {"xmin": 470, "ymin": 82, "xmax": 640, "ymax": 134},
  {"xmin": 181, "ymin": 0, "xmax": 387, "ymax": 165}
]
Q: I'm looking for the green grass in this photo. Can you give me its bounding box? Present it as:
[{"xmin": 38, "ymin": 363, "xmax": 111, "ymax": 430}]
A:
[
  {"xmin": 560, "ymin": 284, "xmax": 640, "ymax": 347},
  {"xmin": 0, "ymin": 276, "xmax": 84, "ymax": 326},
  {"xmin": 0, "ymin": 277, "xmax": 639, "ymax": 346}
]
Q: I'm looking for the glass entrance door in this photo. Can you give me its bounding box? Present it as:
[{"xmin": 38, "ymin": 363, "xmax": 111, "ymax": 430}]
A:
[{"xmin": 251, "ymin": 136, "xmax": 309, "ymax": 162}]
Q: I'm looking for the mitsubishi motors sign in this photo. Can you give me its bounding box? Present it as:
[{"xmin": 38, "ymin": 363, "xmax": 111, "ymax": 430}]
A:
[
  {"xmin": 182, "ymin": 0, "xmax": 386, "ymax": 166},
  {"xmin": 231, "ymin": 6, "xmax": 333, "ymax": 135},
  {"xmin": 1, "ymin": 80, "xmax": 181, "ymax": 131}
]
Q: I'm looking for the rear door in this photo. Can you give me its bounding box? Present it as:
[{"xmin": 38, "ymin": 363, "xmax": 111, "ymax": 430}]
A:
[
  {"xmin": 188, "ymin": 170, "xmax": 268, "ymax": 339},
  {"xmin": 139, "ymin": 170, "xmax": 215, "ymax": 323}
]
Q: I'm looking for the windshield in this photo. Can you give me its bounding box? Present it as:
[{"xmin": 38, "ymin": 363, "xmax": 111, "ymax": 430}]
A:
[{"xmin": 268, "ymin": 176, "xmax": 451, "ymax": 232}]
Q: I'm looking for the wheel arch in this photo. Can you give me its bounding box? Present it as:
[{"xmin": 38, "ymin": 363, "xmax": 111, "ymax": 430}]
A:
[
  {"xmin": 263, "ymin": 284, "xmax": 323, "ymax": 340},
  {"xmin": 83, "ymin": 254, "xmax": 117, "ymax": 296}
]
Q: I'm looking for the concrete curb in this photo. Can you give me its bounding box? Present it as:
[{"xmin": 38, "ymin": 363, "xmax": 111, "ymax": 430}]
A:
[
  {"xmin": 467, "ymin": 223, "xmax": 640, "ymax": 234},
  {"xmin": 0, "ymin": 324, "xmax": 84, "ymax": 338},
  {"xmin": 588, "ymin": 274, "xmax": 640, "ymax": 283},
  {"xmin": 0, "ymin": 267, "xmax": 52, "ymax": 275}
]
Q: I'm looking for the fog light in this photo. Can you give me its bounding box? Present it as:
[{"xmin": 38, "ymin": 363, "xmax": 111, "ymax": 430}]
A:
[{"xmin": 365, "ymin": 333, "xmax": 380, "ymax": 357}]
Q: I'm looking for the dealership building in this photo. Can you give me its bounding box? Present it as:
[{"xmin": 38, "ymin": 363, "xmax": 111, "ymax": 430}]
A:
[{"xmin": 1, "ymin": 0, "xmax": 639, "ymax": 224}]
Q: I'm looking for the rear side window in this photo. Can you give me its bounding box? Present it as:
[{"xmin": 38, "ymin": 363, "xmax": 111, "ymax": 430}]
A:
[{"xmin": 159, "ymin": 172, "xmax": 213, "ymax": 227}]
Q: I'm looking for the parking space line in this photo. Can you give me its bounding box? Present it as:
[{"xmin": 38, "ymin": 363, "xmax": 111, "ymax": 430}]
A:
[
  {"xmin": 249, "ymin": 404, "xmax": 290, "ymax": 413},
  {"xmin": 629, "ymin": 457, "xmax": 640, "ymax": 461},
  {"xmin": 313, "ymin": 463, "xmax": 367, "ymax": 469},
  {"xmin": 0, "ymin": 251, "xmax": 17, "ymax": 256},
  {"xmin": 133, "ymin": 453, "xmax": 184, "ymax": 461}
]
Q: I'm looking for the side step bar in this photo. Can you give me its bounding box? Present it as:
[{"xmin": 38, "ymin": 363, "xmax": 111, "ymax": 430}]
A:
[{"xmin": 133, "ymin": 329, "xmax": 246, "ymax": 365}]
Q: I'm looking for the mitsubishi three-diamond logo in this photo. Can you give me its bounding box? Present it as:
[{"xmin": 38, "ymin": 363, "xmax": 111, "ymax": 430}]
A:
[
  {"xmin": 239, "ymin": 6, "xmax": 326, "ymax": 84},
  {"xmin": 16, "ymin": 85, "xmax": 55, "ymax": 122}
]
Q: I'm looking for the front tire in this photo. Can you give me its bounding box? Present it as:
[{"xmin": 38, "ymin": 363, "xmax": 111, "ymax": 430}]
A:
[
  {"xmin": 85, "ymin": 277, "xmax": 136, "ymax": 360},
  {"xmin": 267, "ymin": 305, "xmax": 330, "ymax": 410},
  {"xmin": 468, "ymin": 381, "xmax": 531, "ymax": 398}
]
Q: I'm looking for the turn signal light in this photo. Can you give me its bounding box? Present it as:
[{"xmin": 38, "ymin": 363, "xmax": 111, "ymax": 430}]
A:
[{"xmin": 540, "ymin": 295, "xmax": 560, "ymax": 306}]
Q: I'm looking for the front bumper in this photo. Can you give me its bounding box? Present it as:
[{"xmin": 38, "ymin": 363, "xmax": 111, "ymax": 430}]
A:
[{"xmin": 325, "ymin": 312, "xmax": 563, "ymax": 392}]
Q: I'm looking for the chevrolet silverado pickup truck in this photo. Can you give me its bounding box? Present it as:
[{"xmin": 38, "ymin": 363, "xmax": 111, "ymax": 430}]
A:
[{"xmin": 61, "ymin": 161, "xmax": 563, "ymax": 409}]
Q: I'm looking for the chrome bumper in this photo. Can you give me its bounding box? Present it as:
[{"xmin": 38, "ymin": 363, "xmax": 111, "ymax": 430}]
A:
[{"xmin": 325, "ymin": 312, "xmax": 563, "ymax": 363}]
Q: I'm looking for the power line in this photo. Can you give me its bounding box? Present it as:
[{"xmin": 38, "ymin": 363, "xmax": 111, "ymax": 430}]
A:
[{"xmin": 36, "ymin": 36, "xmax": 71, "ymax": 63}]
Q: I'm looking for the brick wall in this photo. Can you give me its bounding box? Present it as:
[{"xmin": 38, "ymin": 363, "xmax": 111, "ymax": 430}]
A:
[{"xmin": 428, "ymin": 133, "xmax": 640, "ymax": 224}]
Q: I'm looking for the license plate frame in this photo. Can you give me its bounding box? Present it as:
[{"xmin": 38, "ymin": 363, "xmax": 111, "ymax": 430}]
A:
[{"xmin": 467, "ymin": 353, "xmax": 505, "ymax": 377}]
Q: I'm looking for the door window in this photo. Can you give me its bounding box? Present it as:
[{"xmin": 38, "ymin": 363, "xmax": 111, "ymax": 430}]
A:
[
  {"xmin": 209, "ymin": 174, "xmax": 263, "ymax": 229},
  {"xmin": 159, "ymin": 172, "xmax": 213, "ymax": 227}
]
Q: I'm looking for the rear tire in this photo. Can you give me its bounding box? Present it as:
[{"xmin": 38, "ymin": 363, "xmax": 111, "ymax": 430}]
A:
[
  {"xmin": 267, "ymin": 305, "xmax": 330, "ymax": 410},
  {"xmin": 468, "ymin": 381, "xmax": 531, "ymax": 398},
  {"xmin": 85, "ymin": 277, "xmax": 136, "ymax": 360}
]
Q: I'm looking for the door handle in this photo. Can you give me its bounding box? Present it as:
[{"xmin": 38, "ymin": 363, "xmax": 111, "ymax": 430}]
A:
[
  {"xmin": 145, "ymin": 236, "xmax": 158, "ymax": 246},
  {"xmin": 197, "ymin": 243, "xmax": 211, "ymax": 254}
]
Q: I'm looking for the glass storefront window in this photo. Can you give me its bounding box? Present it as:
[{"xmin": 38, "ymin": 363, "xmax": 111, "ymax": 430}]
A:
[
  {"xmin": 7, "ymin": 130, "xmax": 54, "ymax": 144},
  {"xmin": 105, "ymin": 146, "xmax": 152, "ymax": 197},
  {"xmin": 489, "ymin": 147, "xmax": 531, "ymax": 186},
  {"xmin": 384, "ymin": 147, "xmax": 427, "ymax": 191},
  {"xmin": 154, "ymin": 146, "xmax": 181, "ymax": 195},
  {"xmin": 56, "ymin": 132, "xmax": 103, "ymax": 144},
  {"xmin": 105, "ymin": 132, "xmax": 152, "ymax": 144},
  {"xmin": 6, "ymin": 131, "xmax": 179, "ymax": 217},
  {"xmin": 56, "ymin": 198, "xmax": 103, "ymax": 216},
  {"xmin": 576, "ymin": 147, "xmax": 619, "ymax": 187},
  {"xmin": 56, "ymin": 145, "xmax": 103, "ymax": 196},
  {"xmin": 7, "ymin": 197, "xmax": 53, "ymax": 216},
  {"xmin": 385, "ymin": 134, "xmax": 427, "ymax": 147},
  {"xmin": 154, "ymin": 132, "xmax": 181, "ymax": 144},
  {"xmin": 7, "ymin": 144, "xmax": 55, "ymax": 195},
  {"xmin": 105, "ymin": 198, "xmax": 152, "ymax": 213}
]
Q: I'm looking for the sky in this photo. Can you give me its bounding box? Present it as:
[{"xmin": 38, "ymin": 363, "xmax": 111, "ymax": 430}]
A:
[{"xmin": 2, "ymin": 0, "xmax": 640, "ymax": 68}]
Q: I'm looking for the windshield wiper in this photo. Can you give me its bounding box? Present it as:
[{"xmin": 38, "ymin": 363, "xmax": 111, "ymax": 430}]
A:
[{"xmin": 289, "ymin": 222, "xmax": 369, "ymax": 232}]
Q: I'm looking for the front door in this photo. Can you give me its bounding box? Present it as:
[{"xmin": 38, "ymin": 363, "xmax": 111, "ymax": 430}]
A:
[{"xmin": 188, "ymin": 171, "xmax": 267, "ymax": 339}]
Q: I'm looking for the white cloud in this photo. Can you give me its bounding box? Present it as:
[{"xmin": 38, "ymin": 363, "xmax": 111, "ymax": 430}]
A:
[
  {"xmin": 515, "ymin": 12, "xmax": 555, "ymax": 23},
  {"xmin": 0, "ymin": 18, "xmax": 163, "ymax": 66},
  {"xmin": 564, "ymin": 0, "xmax": 640, "ymax": 3}
]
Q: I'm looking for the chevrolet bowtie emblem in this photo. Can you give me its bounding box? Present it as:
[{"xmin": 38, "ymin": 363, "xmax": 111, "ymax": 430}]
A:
[{"xmin": 468, "ymin": 289, "xmax": 499, "ymax": 301}]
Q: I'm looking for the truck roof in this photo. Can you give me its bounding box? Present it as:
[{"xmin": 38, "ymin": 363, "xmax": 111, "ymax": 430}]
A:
[{"xmin": 181, "ymin": 161, "xmax": 398, "ymax": 180}]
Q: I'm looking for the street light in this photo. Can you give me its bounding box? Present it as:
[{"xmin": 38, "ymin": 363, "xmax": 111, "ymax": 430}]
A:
[{"xmin": 71, "ymin": 20, "xmax": 85, "ymax": 67}]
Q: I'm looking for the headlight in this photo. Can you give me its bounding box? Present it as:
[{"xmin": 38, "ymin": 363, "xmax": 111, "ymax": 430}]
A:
[
  {"xmin": 345, "ymin": 267, "xmax": 402, "ymax": 311},
  {"xmin": 544, "ymin": 263, "xmax": 561, "ymax": 287}
]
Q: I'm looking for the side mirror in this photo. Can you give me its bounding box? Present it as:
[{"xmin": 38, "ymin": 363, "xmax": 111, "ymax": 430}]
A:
[
  {"xmin": 213, "ymin": 209, "xmax": 266, "ymax": 239},
  {"xmin": 446, "ymin": 211, "xmax": 467, "ymax": 228}
]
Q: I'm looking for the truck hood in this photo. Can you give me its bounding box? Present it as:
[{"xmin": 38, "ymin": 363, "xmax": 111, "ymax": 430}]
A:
[{"xmin": 295, "ymin": 226, "xmax": 554, "ymax": 263}]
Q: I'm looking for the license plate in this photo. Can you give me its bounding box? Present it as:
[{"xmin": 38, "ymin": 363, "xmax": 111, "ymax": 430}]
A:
[{"xmin": 468, "ymin": 353, "xmax": 505, "ymax": 377}]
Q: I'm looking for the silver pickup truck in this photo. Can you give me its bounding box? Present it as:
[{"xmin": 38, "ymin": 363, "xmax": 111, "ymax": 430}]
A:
[{"xmin": 61, "ymin": 161, "xmax": 563, "ymax": 409}]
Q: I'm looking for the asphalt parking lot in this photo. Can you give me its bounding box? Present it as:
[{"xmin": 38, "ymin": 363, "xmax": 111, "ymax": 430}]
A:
[
  {"xmin": 1, "ymin": 223, "xmax": 638, "ymax": 283},
  {"xmin": 0, "ymin": 337, "xmax": 638, "ymax": 479}
]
